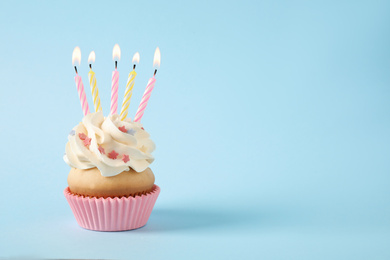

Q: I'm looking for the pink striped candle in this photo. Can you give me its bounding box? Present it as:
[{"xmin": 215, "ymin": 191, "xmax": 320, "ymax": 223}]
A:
[
  {"xmin": 72, "ymin": 47, "xmax": 89, "ymax": 116},
  {"xmin": 110, "ymin": 44, "xmax": 121, "ymax": 115},
  {"xmin": 134, "ymin": 47, "xmax": 160, "ymax": 123},
  {"xmin": 110, "ymin": 69, "xmax": 119, "ymax": 115},
  {"xmin": 75, "ymin": 73, "xmax": 90, "ymax": 116},
  {"xmin": 134, "ymin": 77, "xmax": 156, "ymax": 122}
]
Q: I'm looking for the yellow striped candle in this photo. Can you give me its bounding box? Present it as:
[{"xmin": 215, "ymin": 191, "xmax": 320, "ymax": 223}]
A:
[
  {"xmin": 87, "ymin": 51, "xmax": 102, "ymax": 112},
  {"xmin": 120, "ymin": 52, "xmax": 140, "ymax": 120}
]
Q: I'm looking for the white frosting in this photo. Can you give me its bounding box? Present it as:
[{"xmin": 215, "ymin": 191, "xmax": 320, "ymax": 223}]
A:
[{"xmin": 64, "ymin": 112, "xmax": 155, "ymax": 177}]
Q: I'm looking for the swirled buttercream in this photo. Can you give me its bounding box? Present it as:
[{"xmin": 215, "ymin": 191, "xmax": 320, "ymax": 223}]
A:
[{"xmin": 64, "ymin": 112, "xmax": 155, "ymax": 177}]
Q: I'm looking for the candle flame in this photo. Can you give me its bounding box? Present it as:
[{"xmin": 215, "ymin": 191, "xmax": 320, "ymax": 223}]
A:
[
  {"xmin": 132, "ymin": 52, "xmax": 140, "ymax": 64},
  {"xmin": 88, "ymin": 51, "xmax": 96, "ymax": 64},
  {"xmin": 72, "ymin": 46, "xmax": 81, "ymax": 66},
  {"xmin": 112, "ymin": 44, "xmax": 121, "ymax": 61},
  {"xmin": 153, "ymin": 47, "xmax": 161, "ymax": 68}
]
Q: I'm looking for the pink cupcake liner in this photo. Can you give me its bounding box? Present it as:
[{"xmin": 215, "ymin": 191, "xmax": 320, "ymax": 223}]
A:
[{"xmin": 64, "ymin": 185, "xmax": 160, "ymax": 231}]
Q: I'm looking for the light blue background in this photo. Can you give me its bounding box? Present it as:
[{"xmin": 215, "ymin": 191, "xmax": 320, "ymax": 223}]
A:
[{"xmin": 0, "ymin": 0, "xmax": 389, "ymax": 259}]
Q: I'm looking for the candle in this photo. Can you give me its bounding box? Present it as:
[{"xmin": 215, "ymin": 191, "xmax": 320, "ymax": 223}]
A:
[
  {"xmin": 134, "ymin": 47, "xmax": 161, "ymax": 123},
  {"xmin": 72, "ymin": 47, "xmax": 90, "ymax": 116},
  {"xmin": 110, "ymin": 44, "xmax": 121, "ymax": 115},
  {"xmin": 120, "ymin": 52, "xmax": 140, "ymax": 120},
  {"xmin": 87, "ymin": 51, "xmax": 102, "ymax": 112}
]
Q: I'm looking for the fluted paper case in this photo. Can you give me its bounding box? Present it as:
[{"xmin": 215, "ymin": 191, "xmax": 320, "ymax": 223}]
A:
[{"xmin": 64, "ymin": 185, "xmax": 160, "ymax": 231}]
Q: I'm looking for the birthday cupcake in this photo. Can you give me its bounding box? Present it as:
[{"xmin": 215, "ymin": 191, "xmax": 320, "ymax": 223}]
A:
[{"xmin": 64, "ymin": 45, "xmax": 161, "ymax": 231}]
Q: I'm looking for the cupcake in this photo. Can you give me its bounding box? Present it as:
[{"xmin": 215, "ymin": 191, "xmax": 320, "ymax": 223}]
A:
[{"xmin": 64, "ymin": 112, "xmax": 160, "ymax": 231}]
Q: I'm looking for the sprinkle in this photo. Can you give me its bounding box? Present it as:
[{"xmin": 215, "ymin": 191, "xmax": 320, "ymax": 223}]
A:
[
  {"xmin": 78, "ymin": 133, "xmax": 87, "ymax": 140},
  {"xmin": 69, "ymin": 130, "xmax": 75, "ymax": 136},
  {"xmin": 141, "ymin": 127, "xmax": 145, "ymax": 130},
  {"xmin": 83, "ymin": 137, "xmax": 91, "ymax": 147},
  {"xmin": 122, "ymin": 154, "xmax": 130, "ymax": 163},
  {"xmin": 127, "ymin": 128, "xmax": 136, "ymax": 135},
  {"xmin": 108, "ymin": 150, "xmax": 119, "ymax": 159},
  {"xmin": 98, "ymin": 145, "xmax": 105, "ymax": 154},
  {"xmin": 118, "ymin": 126, "xmax": 127, "ymax": 133},
  {"xmin": 140, "ymin": 145, "xmax": 147, "ymax": 153}
]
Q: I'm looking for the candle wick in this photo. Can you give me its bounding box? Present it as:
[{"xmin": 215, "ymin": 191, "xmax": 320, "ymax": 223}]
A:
[
  {"xmin": 154, "ymin": 69, "xmax": 157, "ymax": 76},
  {"xmin": 133, "ymin": 64, "xmax": 136, "ymax": 70},
  {"xmin": 115, "ymin": 61, "xmax": 117, "ymax": 69},
  {"xmin": 74, "ymin": 66, "xmax": 78, "ymax": 74},
  {"xmin": 89, "ymin": 64, "xmax": 92, "ymax": 69}
]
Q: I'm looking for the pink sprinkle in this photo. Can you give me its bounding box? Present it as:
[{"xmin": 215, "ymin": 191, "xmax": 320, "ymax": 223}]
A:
[
  {"xmin": 98, "ymin": 145, "xmax": 105, "ymax": 154},
  {"xmin": 122, "ymin": 154, "xmax": 130, "ymax": 163},
  {"xmin": 118, "ymin": 126, "xmax": 127, "ymax": 133},
  {"xmin": 108, "ymin": 150, "xmax": 119, "ymax": 159},
  {"xmin": 83, "ymin": 137, "xmax": 91, "ymax": 147},
  {"xmin": 78, "ymin": 133, "xmax": 87, "ymax": 140}
]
